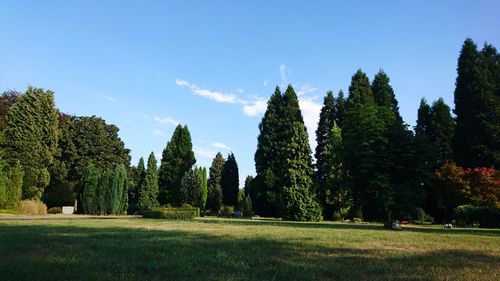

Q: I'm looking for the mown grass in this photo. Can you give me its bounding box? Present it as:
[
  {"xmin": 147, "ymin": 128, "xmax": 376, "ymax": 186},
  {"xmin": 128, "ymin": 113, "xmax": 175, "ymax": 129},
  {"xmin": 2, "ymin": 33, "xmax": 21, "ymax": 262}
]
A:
[{"xmin": 0, "ymin": 217, "xmax": 498, "ymax": 281}]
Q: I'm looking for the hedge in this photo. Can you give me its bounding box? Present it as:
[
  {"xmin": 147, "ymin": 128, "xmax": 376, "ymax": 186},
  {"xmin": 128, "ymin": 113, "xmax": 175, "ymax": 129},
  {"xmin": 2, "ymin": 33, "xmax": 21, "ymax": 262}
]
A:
[
  {"xmin": 454, "ymin": 205, "xmax": 500, "ymax": 228},
  {"xmin": 142, "ymin": 206, "xmax": 200, "ymax": 220}
]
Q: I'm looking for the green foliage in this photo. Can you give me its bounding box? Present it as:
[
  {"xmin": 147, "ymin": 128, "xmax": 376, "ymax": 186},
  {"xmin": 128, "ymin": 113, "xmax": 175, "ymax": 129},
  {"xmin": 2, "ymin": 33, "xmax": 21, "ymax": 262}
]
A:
[
  {"xmin": 110, "ymin": 165, "xmax": 128, "ymax": 214},
  {"xmin": 138, "ymin": 152, "xmax": 159, "ymax": 210},
  {"xmin": 346, "ymin": 69, "xmax": 373, "ymax": 110},
  {"xmin": 4, "ymin": 87, "xmax": 58, "ymax": 199},
  {"xmin": 0, "ymin": 161, "xmax": 23, "ymax": 209},
  {"xmin": 180, "ymin": 167, "xmax": 202, "ymax": 207},
  {"xmin": 454, "ymin": 205, "xmax": 500, "ymax": 228},
  {"xmin": 127, "ymin": 157, "xmax": 144, "ymax": 214},
  {"xmin": 80, "ymin": 164, "xmax": 99, "ymax": 214},
  {"xmin": 241, "ymin": 194, "xmax": 253, "ymax": 217},
  {"xmin": 372, "ymin": 70, "xmax": 400, "ymax": 119},
  {"xmin": 158, "ymin": 125, "xmax": 196, "ymax": 205},
  {"xmin": 453, "ymin": 39, "xmax": 500, "ymax": 168},
  {"xmin": 219, "ymin": 205, "xmax": 235, "ymax": 218},
  {"xmin": 207, "ymin": 152, "xmax": 225, "ymax": 214},
  {"xmin": 335, "ymin": 90, "xmax": 346, "ymax": 128},
  {"xmin": 199, "ymin": 167, "xmax": 208, "ymax": 210},
  {"xmin": 221, "ymin": 153, "xmax": 239, "ymax": 207},
  {"xmin": 142, "ymin": 206, "xmax": 200, "ymax": 220}
]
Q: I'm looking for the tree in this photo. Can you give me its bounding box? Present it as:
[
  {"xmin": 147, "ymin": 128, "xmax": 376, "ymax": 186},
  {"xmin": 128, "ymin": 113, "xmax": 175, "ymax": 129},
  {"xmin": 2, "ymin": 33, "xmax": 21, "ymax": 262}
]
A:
[
  {"xmin": 199, "ymin": 167, "xmax": 208, "ymax": 210},
  {"xmin": 343, "ymin": 103, "xmax": 394, "ymax": 222},
  {"xmin": 372, "ymin": 70, "xmax": 401, "ymax": 120},
  {"xmin": 80, "ymin": 163, "xmax": 99, "ymax": 214},
  {"xmin": 109, "ymin": 165, "xmax": 128, "ymax": 214},
  {"xmin": 180, "ymin": 167, "xmax": 202, "ymax": 207},
  {"xmin": 453, "ymin": 39, "xmax": 500, "ymax": 168},
  {"xmin": 335, "ymin": 90, "xmax": 346, "ymax": 128},
  {"xmin": 323, "ymin": 123, "xmax": 350, "ymax": 220},
  {"xmin": 346, "ymin": 69, "xmax": 373, "ymax": 110},
  {"xmin": 241, "ymin": 194, "xmax": 253, "ymax": 218},
  {"xmin": 158, "ymin": 125, "xmax": 196, "ymax": 205},
  {"xmin": 138, "ymin": 152, "xmax": 159, "ymax": 210},
  {"xmin": 221, "ymin": 153, "xmax": 239, "ymax": 206},
  {"xmin": 315, "ymin": 91, "xmax": 336, "ymax": 214},
  {"xmin": 0, "ymin": 161, "xmax": 23, "ymax": 209},
  {"xmin": 127, "ymin": 157, "xmax": 145, "ymax": 214},
  {"xmin": 207, "ymin": 153, "xmax": 225, "ymax": 213},
  {"xmin": 4, "ymin": 87, "xmax": 59, "ymax": 199},
  {"xmin": 428, "ymin": 98, "xmax": 455, "ymax": 163}
]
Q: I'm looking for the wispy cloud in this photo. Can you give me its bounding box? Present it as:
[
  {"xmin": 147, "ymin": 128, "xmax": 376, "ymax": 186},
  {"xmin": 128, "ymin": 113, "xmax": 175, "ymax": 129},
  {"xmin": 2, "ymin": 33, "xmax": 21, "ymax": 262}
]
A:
[
  {"xmin": 154, "ymin": 117, "xmax": 179, "ymax": 126},
  {"xmin": 104, "ymin": 96, "xmax": 118, "ymax": 103},
  {"xmin": 280, "ymin": 64, "xmax": 287, "ymax": 84},
  {"xmin": 194, "ymin": 146, "xmax": 216, "ymax": 159},
  {"xmin": 176, "ymin": 79, "xmax": 239, "ymax": 103},
  {"xmin": 297, "ymin": 83, "xmax": 318, "ymax": 96},
  {"xmin": 211, "ymin": 142, "xmax": 232, "ymax": 150},
  {"xmin": 263, "ymin": 79, "xmax": 269, "ymax": 87},
  {"xmin": 242, "ymin": 99, "xmax": 267, "ymax": 116},
  {"xmin": 153, "ymin": 129, "xmax": 165, "ymax": 136},
  {"xmin": 176, "ymin": 78, "xmax": 267, "ymax": 117}
]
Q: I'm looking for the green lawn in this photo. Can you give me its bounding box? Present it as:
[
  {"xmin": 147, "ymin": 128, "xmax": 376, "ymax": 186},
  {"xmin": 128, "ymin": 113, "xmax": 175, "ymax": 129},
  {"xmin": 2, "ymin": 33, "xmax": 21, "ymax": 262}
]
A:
[{"xmin": 0, "ymin": 217, "xmax": 499, "ymax": 281}]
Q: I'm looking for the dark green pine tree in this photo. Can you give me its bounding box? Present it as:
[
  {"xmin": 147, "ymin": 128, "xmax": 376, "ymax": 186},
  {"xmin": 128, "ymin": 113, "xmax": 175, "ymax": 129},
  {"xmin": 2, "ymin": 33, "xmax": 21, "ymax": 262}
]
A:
[
  {"xmin": 253, "ymin": 87, "xmax": 284, "ymax": 216},
  {"xmin": 127, "ymin": 157, "xmax": 145, "ymax": 213},
  {"xmin": 138, "ymin": 152, "xmax": 159, "ymax": 210},
  {"xmin": 335, "ymin": 90, "xmax": 346, "ymax": 128},
  {"xmin": 4, "ymin": 87, "xmax": 59, "ymax": 200},
  {"xmin": 158, "ymin": 125, "xmax": 196, "ymax": 205},
  {"xmin": 180, "ymin": 166, "xmax": 202, "ymax": 207},
  {"xmin": 221, "ymin": 153, "xmax": 239, "ymax": 207},
  {"xmin": 372, "ymin": 70, "xmax": 401, "ymax": 120},
  {"xmin": 346, "ymin": 69, "xmax": 373, "ymax": 110},
  {"xmin": 80, "ymin": 163, "xmax": 99, "ymax": 214},
  {"xmin": 278, "ymin": 85, "xmax": 322, "ymax": 221},
  {"xmin": 428, "ymin": 98, "xmax": 455, "ymax": 163},
  {"xmin": 314, "ymin": 91, "xmax": 337, "ymax": 217},
  {"xmin": 199, "ymin": 167, "xmax": 208, "ymax": 210},
  {"xmin": 453, "ymin": 38, "xmax": 499, "ymax": 168},
  {"xmin": 206, "ymin": 152, "xmax": 225, "ymax": 213}
]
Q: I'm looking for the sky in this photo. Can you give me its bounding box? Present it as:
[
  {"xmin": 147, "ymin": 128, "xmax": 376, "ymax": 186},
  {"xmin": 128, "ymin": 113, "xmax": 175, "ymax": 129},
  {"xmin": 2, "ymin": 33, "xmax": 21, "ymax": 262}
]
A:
[{"xmin": 1, "ymin": 1, "xmax": 499, "ymax": 187}]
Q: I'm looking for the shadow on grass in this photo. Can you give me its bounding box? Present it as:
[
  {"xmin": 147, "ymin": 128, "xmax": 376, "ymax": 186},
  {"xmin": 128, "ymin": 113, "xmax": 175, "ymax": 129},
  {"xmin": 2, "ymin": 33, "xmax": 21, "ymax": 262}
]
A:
[
  {"xmin": 0, "ymin": 223, "xmax": 498, "ymax": 281},
  {"xmin": 196, "ymin": 218, "xmax": 500, "ymax": 237}
]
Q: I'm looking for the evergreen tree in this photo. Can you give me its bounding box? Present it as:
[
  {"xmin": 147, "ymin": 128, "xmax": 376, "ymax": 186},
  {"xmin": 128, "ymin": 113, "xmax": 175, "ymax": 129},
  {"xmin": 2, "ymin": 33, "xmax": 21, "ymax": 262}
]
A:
[
  {"xmin": 243, "ymin": 175, "xmax": 254, "ymax": 197},
  {"xmin": 428, "ymin": 98, "xmax": 455, "ymax": 163},
  {"xmin": 207, "ymin": 153, "xmax": 225, "ymax": 213},
  {"xmin": 80, "ymin": 163, "xmax": 99, "ymax": 214},
  {"xmin": 127, "ymin": 157, "xmax": 145, "ymax": 213},
  {"xmin": 158, "ymin": 125, "xmax": 196, "ymax": 205},
  {"xmin": 335, "ymin": 90, "xmax": 346, "ymax": 128},
  {"xmin": 4, "ymin": 87, "xmax": 59, "ymax": 199},
  {"xmin": 372, "ymin": 70, "xmax": 401, "ymax": 120},
  {"xmin": 315, "ymin": 91, "xmax": 336, "ymax": 215},
  {"xmin": 323, "ymin": 123, "xmax": 350, "ymax": 220},
  {"xmin": 343, "ymin": 103, "xmax": 394, "ymax": 222},
  {"xmin": 199, "ymin": 167, "xmax": 208, "ymax": 210},
  {"xmin": 346, "ymin": 69, "xmax": 373, "ymax": 110},
  {"xmin": 138, "ymin": 152, "xmax": 159, "ymax": 210},
  {"xmin": 180, "ymin": 167, "xmax": 202, "ymax": 207},
  {"xmin": 221, "ymin": 153, "xmax": 239, "ymax": 206},
  {"xmin": 0, "ymin": 161, "xmax": 23, "ymax": 209},
  {"xmin": 453, "ymin": 39, "xmax": 499, "ymax": 168},
  {"xmin": 254, "ymin": 87, "xmax": 283, "ymax": 216},
  {"xmin": 98, "ymin": 169, "xmax": 112, "ymax": 215},
  {"xmin": 109, "ymin": 165, "xmax": 128, "ymax": 214}
]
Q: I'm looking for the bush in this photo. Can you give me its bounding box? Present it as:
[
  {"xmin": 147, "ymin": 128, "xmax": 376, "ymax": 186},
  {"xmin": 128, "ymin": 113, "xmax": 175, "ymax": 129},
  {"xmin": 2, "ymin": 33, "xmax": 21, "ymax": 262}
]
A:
[
  {"xmin": 18, "ymin": 200, "xmax": 47, "ymax": 215},
  {"xmin": 47, "ymin": 207, "xmax": 62, "ymax": 214},
  {"xmin": 353, "ymin": 217, "xmax": 362, "ymax": 224},
  {"xmin": 414, "ymin": 208, "xmax": 434, "ymax": 224},
  {"xmin": 454, "ymin": 205, "xmax": 500, "ymax": 228},
  {"xmin": 331, "ymin": 212, "xmax": 342, "ymax": 221},
  {"xmin": 219, "ymin": 206, "xmax": 234, "ymax": 218},
  {"xmin": 142, "ymin": 206, "xmax": 200, "ymax": 220}
]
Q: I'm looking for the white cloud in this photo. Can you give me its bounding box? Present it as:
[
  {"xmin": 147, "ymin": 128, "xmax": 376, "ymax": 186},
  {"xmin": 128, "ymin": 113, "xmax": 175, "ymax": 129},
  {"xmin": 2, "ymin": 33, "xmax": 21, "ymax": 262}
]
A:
[
  {"xmin": 211, "ymin": 142, "xmax": 232, "ymax": 150},
  {"xmin": 298, "ymin": 97, "xmax": 322, "ymax": 152},
  {"xmin": 263, "ymin": 79, "xmax": 269, "ymax": 87},
  {"xmin": 297, "ymin": 83, "xmax": 318, "ymax": 96},
  {"xmin": 235, "ymin": 88, "xmax": 244, "ymax": 94},
  {"xmin": 104, "ymin": 96, "xmax": 118, "ymax": 103},
  {"xmin": 242, "ymin": 99, "xmax": 267, "ymax": 116},
  {"xmin": 176, "ymin": 79, "xmax": 239, "ymax": 103},
  {"xmin": 153, "ymin": 129, "xmax": 165, "ymax": 136},
  {"xmin": 194, "ymin": 146, "xmax": 216, "ymax": 159},
  {"xmin": 154, "ymin": 117, "xmax": 179, "ymax": 126},
  {"xmin": 280, "ymin": 64, "xmax": 287, "ymax": 84}
]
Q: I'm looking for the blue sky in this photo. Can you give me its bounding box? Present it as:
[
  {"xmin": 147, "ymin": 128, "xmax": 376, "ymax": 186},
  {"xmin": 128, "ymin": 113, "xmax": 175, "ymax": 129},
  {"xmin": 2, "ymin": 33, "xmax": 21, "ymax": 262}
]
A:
[{"xmin": 1, "ymin": 1, "xmax": 499, "ymax": 186}]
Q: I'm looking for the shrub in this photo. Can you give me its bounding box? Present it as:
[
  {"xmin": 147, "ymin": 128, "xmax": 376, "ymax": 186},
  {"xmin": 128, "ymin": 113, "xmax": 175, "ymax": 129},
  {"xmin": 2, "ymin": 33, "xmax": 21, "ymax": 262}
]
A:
[
  {"xmin": 454, "ymin": 205, "xmax": 500, "ymax": 228},
  {"xmin": 142, "ymin": 206, "xmax": 200, "ymax": 220},
  {"xmin": 219, "ymin": 205, "xmax": 234, "ymax": 218},
  {"xmin": 414, "ymin": 208, "xmax": 434, "ymax": 224},
  {"xmin": 47, "ymin": 207, "xmax": 62, "ymax": 214},
  {"xmin": 18, "ymin": 200, "xmax": 47, "ymax": 215},
  {"xmin": 353, "ymin": 217, "xmax": 362, "ymax": 224},
  {"xmin": 331, "ymin": 212, "xmax": 342, "ymax": 221},
  {"xmin": 241, "ymin": 195, "xmax": 253, "ymax": 218}
]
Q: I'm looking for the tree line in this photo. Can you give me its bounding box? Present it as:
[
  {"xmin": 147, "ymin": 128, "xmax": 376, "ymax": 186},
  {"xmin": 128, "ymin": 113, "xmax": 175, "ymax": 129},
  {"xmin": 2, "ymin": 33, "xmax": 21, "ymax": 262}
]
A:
[{"xmin": 0, "ymin": 38, "xmax": 498, "ymax": 225}]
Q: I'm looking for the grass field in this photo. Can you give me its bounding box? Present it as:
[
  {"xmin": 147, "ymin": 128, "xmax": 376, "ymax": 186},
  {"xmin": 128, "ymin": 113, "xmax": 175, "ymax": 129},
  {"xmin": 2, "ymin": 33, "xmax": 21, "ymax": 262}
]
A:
[{"xmin": 0, "ymin": 217, "xmax": 499, "ymax": 281}]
